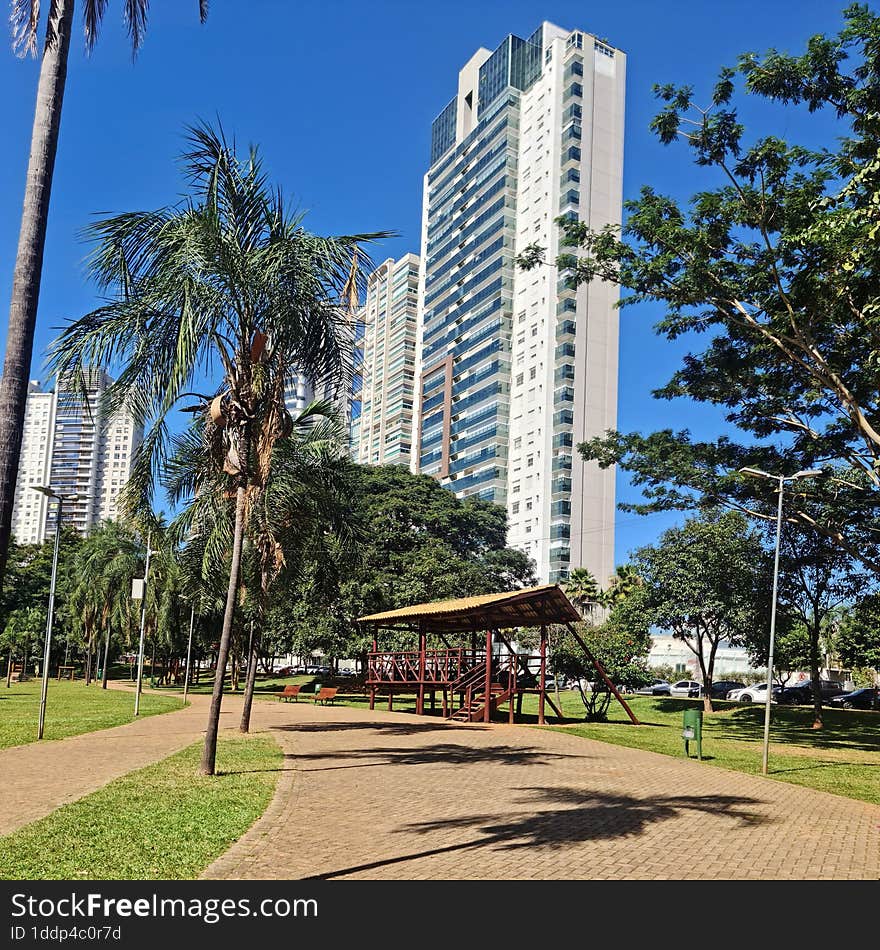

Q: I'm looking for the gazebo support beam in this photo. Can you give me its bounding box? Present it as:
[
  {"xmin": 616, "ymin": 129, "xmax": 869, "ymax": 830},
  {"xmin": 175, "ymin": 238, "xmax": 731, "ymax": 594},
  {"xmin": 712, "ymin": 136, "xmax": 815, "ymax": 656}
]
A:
[{"xmin": 565, "ymin": 622, "xmax": 640, "ymax": 725}]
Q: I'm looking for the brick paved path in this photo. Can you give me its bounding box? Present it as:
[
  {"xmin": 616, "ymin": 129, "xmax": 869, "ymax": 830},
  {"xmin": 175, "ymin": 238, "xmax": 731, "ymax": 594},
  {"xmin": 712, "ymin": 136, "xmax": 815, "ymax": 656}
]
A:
[{"xmin": 205, "ymin": 703, "xmax": 880, "ymax": 880}]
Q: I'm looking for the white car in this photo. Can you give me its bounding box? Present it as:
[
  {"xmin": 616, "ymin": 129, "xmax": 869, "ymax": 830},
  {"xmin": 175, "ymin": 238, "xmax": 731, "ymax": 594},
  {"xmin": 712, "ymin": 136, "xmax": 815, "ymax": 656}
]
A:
[
  {"xmin": 669, "ymin": 679, "xmax": 702, "ymax": 698},
  {"xmin": 727, "ymin": 682, "xmax": 777, "ymax": 702}
]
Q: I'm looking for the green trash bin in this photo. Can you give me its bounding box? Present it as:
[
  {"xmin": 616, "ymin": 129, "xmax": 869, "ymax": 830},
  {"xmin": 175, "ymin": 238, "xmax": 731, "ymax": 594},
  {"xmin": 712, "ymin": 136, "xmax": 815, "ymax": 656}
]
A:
[{"xmin": 682, "ymin": 708, "xmax": 703, "ymax": 760}]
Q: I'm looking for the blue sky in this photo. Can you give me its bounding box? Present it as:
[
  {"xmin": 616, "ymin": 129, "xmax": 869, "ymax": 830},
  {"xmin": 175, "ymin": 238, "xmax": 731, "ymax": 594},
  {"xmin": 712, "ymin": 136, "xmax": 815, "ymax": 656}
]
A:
[{"xmin": 0, "ymin": 0, "xmax": 851, "ymax": 561}]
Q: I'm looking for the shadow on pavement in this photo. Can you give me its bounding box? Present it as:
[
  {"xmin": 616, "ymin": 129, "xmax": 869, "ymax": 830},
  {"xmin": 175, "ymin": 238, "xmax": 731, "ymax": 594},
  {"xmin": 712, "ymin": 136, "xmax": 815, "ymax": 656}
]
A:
[
  {"xmin": 275, "ymin": 742, "xmax": 587, "ymax": 773},
  {"xmin": 305, "ymin": 786, "xmax": 769, "ymax": 879}
]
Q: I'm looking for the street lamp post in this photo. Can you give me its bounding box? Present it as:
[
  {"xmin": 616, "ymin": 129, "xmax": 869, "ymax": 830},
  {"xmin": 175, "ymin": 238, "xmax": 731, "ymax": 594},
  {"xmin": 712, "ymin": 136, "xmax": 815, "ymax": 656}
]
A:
[
  {"xmin": 739, "ymin": 467, "xmax": 823, "ymax": 774},
  {"xmin": 133, "ymin": 534, "xmax": 155, "ymax": 716},
  {"xmin": 32, "ymin": 486, "xmax": 78, "ymax": 740},
  {"xmin": 183, "ymin": 606, "xmax": 196, "ymax": 704}
]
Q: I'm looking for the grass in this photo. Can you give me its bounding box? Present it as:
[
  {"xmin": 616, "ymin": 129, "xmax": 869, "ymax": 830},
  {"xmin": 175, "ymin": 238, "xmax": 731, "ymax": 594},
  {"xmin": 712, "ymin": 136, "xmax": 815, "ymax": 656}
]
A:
[
  {"xmin": 0, "ymin": 679, "xmax": 182, "ymax": 750},
  {"xmin": 0, "ymin": 736, "xmax": 282, "ymax": 880},
  {"xmin": 326, "ymin": 686, "xmax": 880, "ymax": 806}
]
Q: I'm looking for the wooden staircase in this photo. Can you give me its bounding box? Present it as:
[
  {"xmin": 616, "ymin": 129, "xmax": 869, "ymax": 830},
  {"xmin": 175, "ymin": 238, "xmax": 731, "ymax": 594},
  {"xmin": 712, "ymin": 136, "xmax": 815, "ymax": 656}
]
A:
[{"xmin": 446, "ymin": 663, "xmax": 513, "ymax": 722}]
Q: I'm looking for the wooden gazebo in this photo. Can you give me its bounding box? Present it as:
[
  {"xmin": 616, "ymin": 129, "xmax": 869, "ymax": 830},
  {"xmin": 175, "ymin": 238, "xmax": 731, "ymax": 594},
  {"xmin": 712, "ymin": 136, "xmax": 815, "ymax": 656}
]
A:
[{"xmin": 358, "ymin": 584, "xmax": 638, "ymax": 725}]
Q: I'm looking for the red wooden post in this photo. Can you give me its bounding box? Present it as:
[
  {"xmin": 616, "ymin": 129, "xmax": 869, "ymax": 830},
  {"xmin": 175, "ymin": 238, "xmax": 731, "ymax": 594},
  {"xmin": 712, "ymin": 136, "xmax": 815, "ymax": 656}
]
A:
[
  {"xmin": 417, "ymin": 623, "xmax": 426, "ymax": 715},
  {"xmin": 539, "ymin": 624, "xmax": 547, "ymax": 725},
  {"xmin": 484, "ymin": 629, "xmax": 493, "ymax": 723},
  {"xmin": 369, "ymin": 627, "xmax": 378, "ymax": 711}
]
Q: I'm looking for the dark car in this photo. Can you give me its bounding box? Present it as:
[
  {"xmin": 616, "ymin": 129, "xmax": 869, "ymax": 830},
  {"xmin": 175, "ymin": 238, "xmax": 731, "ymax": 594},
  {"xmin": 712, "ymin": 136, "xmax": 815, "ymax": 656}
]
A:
[
  {"xmin": 828, "ymin": 687, "xmax": 879, "ymax": 711},
  {"xmin": 707, "ymin": 680, "xmax": 745, "ymax": 700},
  {"xmin": 776, "ymin": 680, "xmax": 847, "ymax": 705}
]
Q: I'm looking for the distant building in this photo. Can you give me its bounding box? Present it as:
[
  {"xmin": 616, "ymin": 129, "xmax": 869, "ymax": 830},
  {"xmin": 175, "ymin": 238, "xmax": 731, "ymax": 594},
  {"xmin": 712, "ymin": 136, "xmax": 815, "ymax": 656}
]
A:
[
  {"xmin": 356, "ymin": 254, "xmax": 420, "ymax": 466},
  {"xmin": 10, "ymin": 371, "xmax": 142, "ymax": 543},
  {"xmin": 647, "ymin": 634, "xmax": 755, "ymax": 677},
  {"xmin": 11, "ymin": 382, "xmax": 57, "ymax": 545}
]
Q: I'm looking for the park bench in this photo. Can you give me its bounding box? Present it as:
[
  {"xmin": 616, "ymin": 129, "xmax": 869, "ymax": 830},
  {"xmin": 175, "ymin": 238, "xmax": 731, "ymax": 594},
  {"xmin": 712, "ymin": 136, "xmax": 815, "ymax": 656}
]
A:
[
  {"xmin": 278, "ymin": 684, "xmax": 301, "ymax": 702},
  {"xmin": 313, "ymin": 687, "xmax": 338, "ymax": 705}
]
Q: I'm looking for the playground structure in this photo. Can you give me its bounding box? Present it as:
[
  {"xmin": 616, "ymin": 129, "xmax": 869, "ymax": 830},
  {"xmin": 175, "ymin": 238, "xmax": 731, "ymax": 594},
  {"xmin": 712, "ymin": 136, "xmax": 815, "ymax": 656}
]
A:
[{"xmin": 358, "ymin": 584, "xmax": 639, "ymax": 725}]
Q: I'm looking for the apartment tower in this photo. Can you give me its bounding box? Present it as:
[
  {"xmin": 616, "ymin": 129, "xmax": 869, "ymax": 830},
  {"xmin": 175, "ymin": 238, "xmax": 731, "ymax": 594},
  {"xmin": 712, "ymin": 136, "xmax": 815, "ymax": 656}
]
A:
[
  {"xmin": 415, "ymin": 22, "xmax": 624, "ymax": 584},
  {"xmin": 10, "ymin": 371, "xmax": 143, "ymax": 542},
  {"xmin": 356, "ymin": 254, "xmax": 420, "ymax": 465}
]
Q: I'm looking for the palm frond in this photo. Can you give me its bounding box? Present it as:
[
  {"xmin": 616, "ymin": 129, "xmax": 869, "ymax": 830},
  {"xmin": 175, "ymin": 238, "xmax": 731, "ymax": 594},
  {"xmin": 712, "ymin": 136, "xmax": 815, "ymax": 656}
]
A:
[
  {"xmin": 82, "ymin": 0, "xmax": 108, "ymax": 53},
  {"xmin": 10, "ymin": 0, "xmax": 39, "ymax": 56},
  {"xmin": 123, "ymin": 0, "xmax": 148, "ymax": 54}
]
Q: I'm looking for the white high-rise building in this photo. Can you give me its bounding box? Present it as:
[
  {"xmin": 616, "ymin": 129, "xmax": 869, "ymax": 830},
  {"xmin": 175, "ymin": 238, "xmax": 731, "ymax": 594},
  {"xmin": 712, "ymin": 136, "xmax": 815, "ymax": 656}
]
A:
[
  {"xmin": 11, "ymin": 382, "xmax": 57, "ymax": 545},
  {"xmin": 415, "ymin": 22, "xmax": 624, "ymax": 584},
  {"xmin": 356, "ymin": 254, "xmax": 420, "ymax": 466},
  {"xmin": 10, "ymin": 371, "xmax": 142, "ymax": 543}
]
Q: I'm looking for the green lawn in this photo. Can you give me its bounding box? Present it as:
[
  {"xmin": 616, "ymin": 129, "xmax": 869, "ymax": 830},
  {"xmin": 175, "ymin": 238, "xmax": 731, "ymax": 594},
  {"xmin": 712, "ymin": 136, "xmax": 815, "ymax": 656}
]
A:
[
  {"xmin": 0, "ymin": 736, "xmax": 282, "ymax": 880},
  {"xmin": 326, "ymin": 687, "xmax": 880, "ymax": 806},
  {"xmin": 0, "ymin": 679, "xmax": 182, "ymax": 750}
]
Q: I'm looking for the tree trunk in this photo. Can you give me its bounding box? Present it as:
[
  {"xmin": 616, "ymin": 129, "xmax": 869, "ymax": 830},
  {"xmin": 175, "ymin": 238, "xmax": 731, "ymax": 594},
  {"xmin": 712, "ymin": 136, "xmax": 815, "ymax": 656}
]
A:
[
  {"xmin": 240, "ymin": 621, "xmax": 260, "ymax": 733},
  {"xmin": 809, "ymin": 621, "xmax": 823, "ymax": 730},
  {"xmin": 84, "ymin": 631, "xmax": 93, "ymax": 686},
  {"xmin": 101, "ymin": 624, "xmax": 110, "ymax": 688},
  {"xmin": 0, "ymin": 0, "xmax": 74, "ymax": 595},
  {"xmin": 201, "ymin": 478, "xmax": 248, "ymax": 776},
  {"xmin": 6, "ymin": 646, "xmax": 13, "ymax": 688}
]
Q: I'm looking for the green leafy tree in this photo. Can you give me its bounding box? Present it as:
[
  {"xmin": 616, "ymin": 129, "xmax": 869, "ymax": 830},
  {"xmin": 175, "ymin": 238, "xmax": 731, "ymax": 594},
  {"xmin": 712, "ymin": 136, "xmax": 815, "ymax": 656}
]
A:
[
  {"xmin": 49, "ymin": 124, "xmax": 385, "ymax": 775},
  {"xmin": 282, "ymin": 465, "xmax": 536, "ymax": 662},
  {"xmin": 835, "ymin": 598, "xmax": 880, "ymax": 672},
  {"xmin": 2, "ymin": 605, "xmax": 45, "ymax": 686},
  {"xmin": 624, "ymin": 510, "xmax": 772, "ymax": 711},
  {"xmin": 0, "ymin": 2, "xmax": 208, "ymax": 599}
]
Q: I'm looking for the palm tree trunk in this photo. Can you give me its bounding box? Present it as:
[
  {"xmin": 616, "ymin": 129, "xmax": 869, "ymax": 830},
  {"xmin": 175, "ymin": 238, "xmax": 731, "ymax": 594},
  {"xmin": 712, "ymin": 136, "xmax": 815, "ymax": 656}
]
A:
[
  {"xmin": 0, "ymin": 0, "xmax": 74, "ymax": 592},
  {"xmin": 201, "ymin": 476, "xmax": 248, "ymax": 776},
  {"xmin": 6, "ymin": 646, "xmax": 13, "ymax": 688},
  {"xmin": 240, "ymin": 619, "xmax": 260, "ymax": 733},
  {"xmin": 101, "ymin": 624, "xmax": 110, "ymax": 688}
]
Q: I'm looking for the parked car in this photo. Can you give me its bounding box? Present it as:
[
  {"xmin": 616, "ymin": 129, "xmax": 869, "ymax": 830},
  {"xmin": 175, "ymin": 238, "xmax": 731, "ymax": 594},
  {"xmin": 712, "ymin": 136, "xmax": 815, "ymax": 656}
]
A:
[
  {"xmin": 827, "ymin": 687, "xmax": 879, "ymax": 711},
  {"xmin": 727, "ymin": 682, "xmax": 777, "ymax": 702},
  {"xmin": 707, "ymin": 680, "xmax": 745, "ymax": 700},
  {"xmin": 635, "ymin": 679, "xmax": 671, "ymax": 695},
  {"xmin": 776, "ymin": 680, "xmax": 847, "ymax": 705},
  {"xmin": 670, "ymin": 679, "xmax": 702, "ymax": 698}
]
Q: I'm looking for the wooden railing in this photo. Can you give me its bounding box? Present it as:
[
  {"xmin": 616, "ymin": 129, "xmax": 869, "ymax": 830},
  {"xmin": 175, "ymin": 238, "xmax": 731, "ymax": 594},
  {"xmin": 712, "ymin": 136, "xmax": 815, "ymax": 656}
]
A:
[{"xmin": 367, "ymin": 648, "xmax": 477, "ymax": 684}]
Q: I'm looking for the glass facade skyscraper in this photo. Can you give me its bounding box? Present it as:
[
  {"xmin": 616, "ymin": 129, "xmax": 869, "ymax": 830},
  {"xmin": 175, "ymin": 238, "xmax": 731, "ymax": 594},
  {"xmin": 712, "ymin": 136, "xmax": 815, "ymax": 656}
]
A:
[{"xmin": 416, "ymin": 22, "xmax": 625, "ymax": 585}]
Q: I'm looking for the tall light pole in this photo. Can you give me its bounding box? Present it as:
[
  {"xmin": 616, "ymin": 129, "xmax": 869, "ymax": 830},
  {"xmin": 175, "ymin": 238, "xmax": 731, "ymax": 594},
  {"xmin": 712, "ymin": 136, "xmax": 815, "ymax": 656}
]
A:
[
  {"xmin": 739, "ymin": 467, "xmax": 823, "ymax": 774},
  {"xmin": 32, "ymin": 486, "xmax": 78, "ymax": 740},
  {"xmin": 183, "ymin": 605, "xmax": 196, "ymax": 704},
  {"xmin": 133, "ymin": 534, "xmax": 155, "ymax": 716}
]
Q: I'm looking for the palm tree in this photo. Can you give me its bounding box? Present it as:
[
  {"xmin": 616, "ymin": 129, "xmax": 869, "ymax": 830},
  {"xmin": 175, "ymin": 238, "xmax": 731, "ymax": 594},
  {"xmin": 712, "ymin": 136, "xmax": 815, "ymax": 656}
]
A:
[
  {"xmin": 49, "ymin": 124, "xmax": 384, "ymax": 774},
  {"xmin": 166, "ymin": 401, "xmax": 358, "ymax": 733},
  {"xmin": 564, "ymin": 568, "xmax": 602, "ymax": 619},
  {"xmin": 69, "ymin": 521, "xmax": 141, "ymax": 687},
  {"xmin": 0, "ymin": 1, "xmax": 208, "ymax": 599}
]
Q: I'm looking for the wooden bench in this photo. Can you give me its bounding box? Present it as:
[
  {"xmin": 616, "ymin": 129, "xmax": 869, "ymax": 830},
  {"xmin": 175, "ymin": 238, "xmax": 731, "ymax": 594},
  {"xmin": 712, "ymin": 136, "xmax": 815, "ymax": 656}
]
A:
[
  {"xmin": 278, "ymin": 684, "xmax": 301, "ymax": 702},
  {"xmin": 313, "ymin": 687, "xmax": 338, "ymax": 705}
]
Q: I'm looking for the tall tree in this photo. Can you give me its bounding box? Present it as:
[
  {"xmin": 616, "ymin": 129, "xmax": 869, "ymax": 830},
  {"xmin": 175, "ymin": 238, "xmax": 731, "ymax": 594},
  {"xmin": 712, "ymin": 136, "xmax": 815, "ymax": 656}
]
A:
[
  {"xmin": 624, "ymin": 510, "xmax": 772, "ymax": 711},
  {"xmin": 0, "ymin": 1, "xmax": 208, "ymax": 598},
  {"xmin": 49, "ymin": 124, "xmax": 384, "ymax": 774},
  {"xmin": 166, "ymin": 401, "xmax": 357, "ymax": 733}
]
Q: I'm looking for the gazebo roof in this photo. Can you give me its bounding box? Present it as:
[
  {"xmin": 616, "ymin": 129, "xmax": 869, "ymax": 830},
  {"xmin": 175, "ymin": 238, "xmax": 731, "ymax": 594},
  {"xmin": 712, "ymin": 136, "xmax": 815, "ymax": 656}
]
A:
[{"xmin": 358, "ymin": 584, "xmax": 580, "ymax": 633}]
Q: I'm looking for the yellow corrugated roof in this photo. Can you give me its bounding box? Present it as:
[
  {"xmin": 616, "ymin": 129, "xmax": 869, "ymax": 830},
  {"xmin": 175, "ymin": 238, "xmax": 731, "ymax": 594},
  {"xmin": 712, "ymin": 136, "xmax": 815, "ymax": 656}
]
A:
[{"xmin": 358, "ymin": 584, "xmax": 580, "ymax": 629}]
